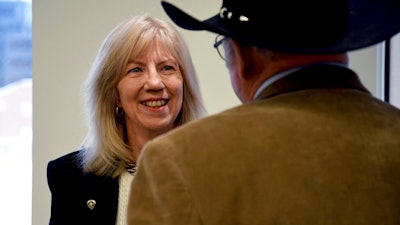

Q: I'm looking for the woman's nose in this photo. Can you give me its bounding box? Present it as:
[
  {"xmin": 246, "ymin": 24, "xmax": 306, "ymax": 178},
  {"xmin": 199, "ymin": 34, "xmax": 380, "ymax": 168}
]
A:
[{"xmin": 145, "ymin": 68, "xmax": 165, "ymax": 90}]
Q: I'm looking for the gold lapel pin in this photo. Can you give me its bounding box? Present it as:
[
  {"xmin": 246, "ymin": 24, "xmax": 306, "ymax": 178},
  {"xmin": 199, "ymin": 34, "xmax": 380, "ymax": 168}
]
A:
[{"xmin": 87, "ymin": 199, "xmax": 96, "ymax": 210}]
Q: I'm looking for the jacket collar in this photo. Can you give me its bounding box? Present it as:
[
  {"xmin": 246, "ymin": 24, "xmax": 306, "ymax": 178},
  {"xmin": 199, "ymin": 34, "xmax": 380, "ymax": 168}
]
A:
[{"xmin": 254, "ymin": 64, "xmax": 370, "ymax": 101}]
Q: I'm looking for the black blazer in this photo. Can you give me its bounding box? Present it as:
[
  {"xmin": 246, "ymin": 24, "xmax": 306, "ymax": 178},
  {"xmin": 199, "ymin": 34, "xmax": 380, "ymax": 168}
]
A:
[{"xmin": 47, "ymin": 150, "xmax": 119, "ymax": 225}]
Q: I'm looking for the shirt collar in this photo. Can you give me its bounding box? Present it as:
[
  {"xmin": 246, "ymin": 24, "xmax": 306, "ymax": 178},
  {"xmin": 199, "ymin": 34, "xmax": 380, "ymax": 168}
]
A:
[{"xmin": 253, "ymin": 62, "xmax": 348, "ymax": 100}]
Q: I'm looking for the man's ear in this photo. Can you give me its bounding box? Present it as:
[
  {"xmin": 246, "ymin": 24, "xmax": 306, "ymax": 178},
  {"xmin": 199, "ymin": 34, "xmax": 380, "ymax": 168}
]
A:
[
  {"xmin": 230, "ymin": 40, "xmax": 260, "ymax": 80},
  {"xmin": 230, "ymin": 40, "xmax": 246, "ymax": 79}
]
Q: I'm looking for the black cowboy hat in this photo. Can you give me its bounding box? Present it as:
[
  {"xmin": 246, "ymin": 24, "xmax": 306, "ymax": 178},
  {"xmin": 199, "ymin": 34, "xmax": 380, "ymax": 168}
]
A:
[{"xmin": 161, "ymin": 0, "xmax": 400, "ymax": 54}]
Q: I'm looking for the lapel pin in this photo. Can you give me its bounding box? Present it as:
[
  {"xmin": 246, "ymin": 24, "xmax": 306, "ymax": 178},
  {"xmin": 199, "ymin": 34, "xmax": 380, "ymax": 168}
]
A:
[{"xmin": 87, "ymin": 199, "xmax": 96, "ymax": 210}]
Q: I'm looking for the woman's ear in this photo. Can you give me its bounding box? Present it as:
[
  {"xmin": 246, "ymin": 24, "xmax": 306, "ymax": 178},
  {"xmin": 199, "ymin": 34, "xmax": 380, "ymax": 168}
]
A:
[{"xmin": 114, "ymin": 89, "xmax": 121, "ymax": 107}]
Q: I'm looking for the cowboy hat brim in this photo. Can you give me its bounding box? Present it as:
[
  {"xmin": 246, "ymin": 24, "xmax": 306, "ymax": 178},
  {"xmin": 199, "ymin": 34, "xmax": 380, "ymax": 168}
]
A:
[{"xmin": 162, "ymin": 0, "xmax": 400, "ymax": 54}]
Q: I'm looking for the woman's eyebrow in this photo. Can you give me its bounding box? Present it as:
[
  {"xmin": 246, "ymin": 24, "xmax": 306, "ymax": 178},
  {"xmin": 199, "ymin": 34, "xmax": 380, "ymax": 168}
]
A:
[{"xmin": 126, "ymin": 59, "xmax": 145, "ymax": 66}]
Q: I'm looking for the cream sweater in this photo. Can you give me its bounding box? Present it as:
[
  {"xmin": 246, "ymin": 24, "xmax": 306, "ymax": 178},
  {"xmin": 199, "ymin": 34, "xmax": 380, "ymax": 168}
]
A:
[{"xmin": 116, "ymin": 171, "xmax": 134, "ymax": 225}]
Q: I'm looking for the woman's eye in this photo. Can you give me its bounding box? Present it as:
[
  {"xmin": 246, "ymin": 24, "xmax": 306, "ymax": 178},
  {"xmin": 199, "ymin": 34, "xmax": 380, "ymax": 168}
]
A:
[
  {"xmin": 128, "ymin": 67, "xmax": 142, "ymax": 74},
  {"xmin": 160, "ymin": 64, "xmax": 178, "ymax": 74},
  {"xmin": 163, "ymin": 65, "xmax": 174, "ymax": 71}
]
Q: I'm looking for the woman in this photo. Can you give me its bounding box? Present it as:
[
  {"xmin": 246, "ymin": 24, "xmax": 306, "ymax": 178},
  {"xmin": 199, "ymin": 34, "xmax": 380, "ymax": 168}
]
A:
[{"xmin": 47, "ymin": 14, "xmax": 206, "ymax": 225}]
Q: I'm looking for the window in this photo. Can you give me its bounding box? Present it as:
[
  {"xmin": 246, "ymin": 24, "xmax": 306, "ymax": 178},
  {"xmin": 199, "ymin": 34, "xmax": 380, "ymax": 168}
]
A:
[
  {"xmin": 0, "ymin": 0, "xmax": 32, "ymax": 225},
  {"xmin": 388, "ymin": 33, "xmax": 400, "ymax": 107}
]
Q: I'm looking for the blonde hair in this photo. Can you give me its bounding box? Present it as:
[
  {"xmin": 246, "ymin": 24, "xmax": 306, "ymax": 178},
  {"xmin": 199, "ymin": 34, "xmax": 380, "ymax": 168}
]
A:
[{"xmin": 79, "ymin": 14, "xmax": 206, "ymax": 177}]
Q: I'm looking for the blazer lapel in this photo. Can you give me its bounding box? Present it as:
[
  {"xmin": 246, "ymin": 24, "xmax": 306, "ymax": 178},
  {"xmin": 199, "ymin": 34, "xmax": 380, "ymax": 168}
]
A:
[{"xmin": 82, "ymin": 172, "xmax": 119, "ymax": 224}]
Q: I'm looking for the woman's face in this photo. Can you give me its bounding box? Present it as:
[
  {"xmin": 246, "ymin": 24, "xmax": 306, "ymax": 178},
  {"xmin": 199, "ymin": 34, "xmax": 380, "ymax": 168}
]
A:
[{"xmin": 117, "ymin": 39, "xmax": 183, "ymax": 136}]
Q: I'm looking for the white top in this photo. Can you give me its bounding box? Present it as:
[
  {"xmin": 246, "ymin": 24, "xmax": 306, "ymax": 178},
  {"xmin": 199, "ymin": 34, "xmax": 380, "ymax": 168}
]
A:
[{"xmin": 116, "ymin": 171, "xmax": 135, "ymax": 225}]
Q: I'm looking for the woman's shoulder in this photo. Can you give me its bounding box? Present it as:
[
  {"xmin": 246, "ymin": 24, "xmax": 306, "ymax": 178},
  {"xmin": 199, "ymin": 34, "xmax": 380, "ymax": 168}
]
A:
[{"xmin": 47, "ymin": 149, "xmax": 84, "ymax": 175}]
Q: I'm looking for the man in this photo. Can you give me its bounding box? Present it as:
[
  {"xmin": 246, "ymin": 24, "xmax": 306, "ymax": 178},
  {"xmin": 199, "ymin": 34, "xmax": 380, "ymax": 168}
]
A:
[{"xmin": 128, "ymin": 0, "xmax": 400, "ymax": 224}]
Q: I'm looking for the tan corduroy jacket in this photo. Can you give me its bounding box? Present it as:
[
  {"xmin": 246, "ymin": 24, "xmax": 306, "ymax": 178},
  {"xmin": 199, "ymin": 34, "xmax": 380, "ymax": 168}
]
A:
[{"xmin": 128, "ymin": 65, "xmax": 400, "ymax": 225}]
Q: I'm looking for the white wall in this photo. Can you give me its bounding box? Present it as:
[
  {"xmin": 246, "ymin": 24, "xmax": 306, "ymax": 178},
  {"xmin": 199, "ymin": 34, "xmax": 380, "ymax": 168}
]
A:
[{"xmin": 32, "ymin": 1, "xmax": 381, "ymax": 224}]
